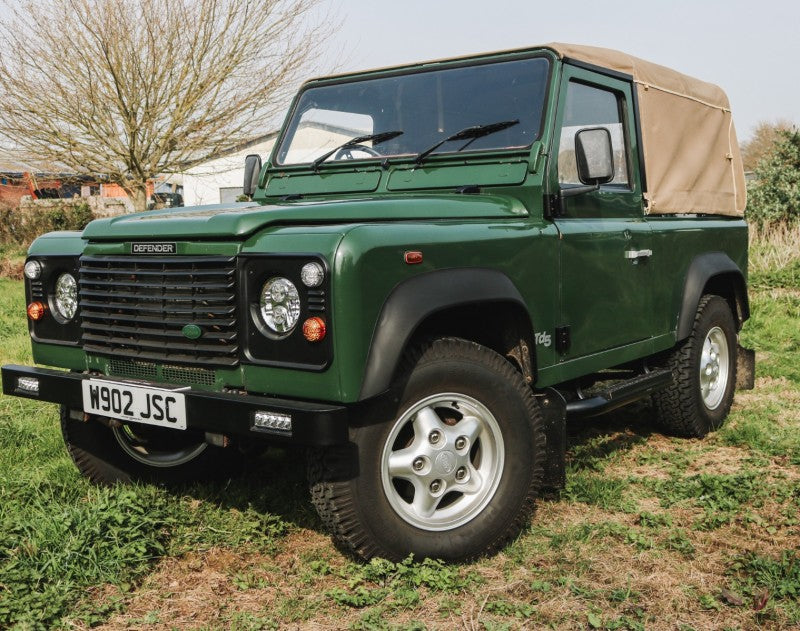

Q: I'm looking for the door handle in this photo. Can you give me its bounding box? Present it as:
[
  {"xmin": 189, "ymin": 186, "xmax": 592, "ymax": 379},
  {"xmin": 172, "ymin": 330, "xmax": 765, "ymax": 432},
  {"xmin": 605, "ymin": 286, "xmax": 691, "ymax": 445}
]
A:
[{"xmin": 624, "ymin": 249, "xmax": 653, "ymax": 260}]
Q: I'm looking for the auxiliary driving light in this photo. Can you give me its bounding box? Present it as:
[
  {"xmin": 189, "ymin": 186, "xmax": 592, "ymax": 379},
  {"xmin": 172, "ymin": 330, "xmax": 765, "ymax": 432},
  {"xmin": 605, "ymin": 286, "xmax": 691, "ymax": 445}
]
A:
[
  {"xmin": 16, "ymin": 376, "xmax": 39, "ymax": 394},
  {"xmin": 302, "ymin": 317, "xmax": 326, "ymax": 342},
  {"xmin": 253, "ymin": 411, "xmax": 292, "ymax": 433},
  {"xmin": 27, "ymin": 301, "xmax": 46, "ymax": 321}
]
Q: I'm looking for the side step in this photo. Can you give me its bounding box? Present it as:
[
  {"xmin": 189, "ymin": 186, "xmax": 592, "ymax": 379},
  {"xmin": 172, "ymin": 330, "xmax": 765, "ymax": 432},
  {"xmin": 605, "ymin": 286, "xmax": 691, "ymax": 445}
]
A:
[{"xmin": 565, "ymin": 369, "xmax": 673, "ymax": 420}]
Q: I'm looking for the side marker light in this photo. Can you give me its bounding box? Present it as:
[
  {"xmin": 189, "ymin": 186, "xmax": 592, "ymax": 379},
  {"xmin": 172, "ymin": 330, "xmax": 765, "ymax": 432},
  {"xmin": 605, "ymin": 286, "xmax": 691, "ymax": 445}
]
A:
[{"xmin": 404, "ymin": 251, "xmax": 423, "ymax": 265}]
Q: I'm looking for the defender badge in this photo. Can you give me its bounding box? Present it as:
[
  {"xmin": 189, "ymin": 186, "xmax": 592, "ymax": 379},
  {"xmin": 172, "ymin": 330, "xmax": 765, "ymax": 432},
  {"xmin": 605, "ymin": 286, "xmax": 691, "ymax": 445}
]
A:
[{"xmin": 131, "ymin": 242, "xmax": 177, "ymax": 254}]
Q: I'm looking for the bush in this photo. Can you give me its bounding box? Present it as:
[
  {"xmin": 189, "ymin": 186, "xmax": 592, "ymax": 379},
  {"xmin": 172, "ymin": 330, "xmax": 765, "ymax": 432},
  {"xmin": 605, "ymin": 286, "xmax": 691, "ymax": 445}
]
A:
[
  {"xmin": 746, "ymin": 129, "xmax": 800, "ymax": 227},
  {"xmin": 0, "ymin": 201, "xmax": 94, "ymax": 246}
]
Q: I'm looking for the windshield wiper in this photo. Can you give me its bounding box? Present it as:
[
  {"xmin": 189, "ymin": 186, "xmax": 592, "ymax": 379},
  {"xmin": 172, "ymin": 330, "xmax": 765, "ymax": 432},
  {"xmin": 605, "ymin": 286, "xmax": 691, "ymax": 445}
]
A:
[
  {"xmin": 413, "ymin": 119, "xmax": 520, "ymax": 166},
  {"xmin": 311, "ymin": 130, "xmax": 403, "ymax": 172}
]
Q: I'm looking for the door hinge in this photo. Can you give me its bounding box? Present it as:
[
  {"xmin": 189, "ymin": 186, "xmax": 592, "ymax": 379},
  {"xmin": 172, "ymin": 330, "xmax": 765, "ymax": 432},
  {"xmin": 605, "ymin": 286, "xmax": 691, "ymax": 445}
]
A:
[
  {"xmin": 544, "ymin": 194, "xmax": 563, "ymax": 219},
  {"xmin": 555, "ymin": 326, "xmax": 571, "ymax": 353}
]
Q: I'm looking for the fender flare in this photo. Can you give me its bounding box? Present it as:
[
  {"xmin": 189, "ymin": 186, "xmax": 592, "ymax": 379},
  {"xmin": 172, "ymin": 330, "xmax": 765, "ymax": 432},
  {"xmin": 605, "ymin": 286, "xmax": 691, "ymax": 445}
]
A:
[
  {"xmin": 677, "ymin": 252, "xmax": 749, "ymax": 340},
  {"xmin": 358, "ymin": 268, "xmax": 531, "ymax": 401}
]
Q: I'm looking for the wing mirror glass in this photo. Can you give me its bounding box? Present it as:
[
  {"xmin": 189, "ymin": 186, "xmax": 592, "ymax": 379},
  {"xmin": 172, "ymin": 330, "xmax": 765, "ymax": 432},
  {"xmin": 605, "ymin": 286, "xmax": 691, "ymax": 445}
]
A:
[
  {"xmin": 243, "ymin": 154, "xmax": 262, "ymax": 198},
  {"xmin": 575, "ymin": 127, "xmax": 614, "ymax": 185}
]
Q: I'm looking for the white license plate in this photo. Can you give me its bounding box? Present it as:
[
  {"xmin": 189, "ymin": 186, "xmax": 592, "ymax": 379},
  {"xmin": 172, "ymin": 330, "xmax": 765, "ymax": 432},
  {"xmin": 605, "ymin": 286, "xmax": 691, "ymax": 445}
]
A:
[{"xmin": 82, "ymin": 379, "xmax": 187, "ymax": 430}]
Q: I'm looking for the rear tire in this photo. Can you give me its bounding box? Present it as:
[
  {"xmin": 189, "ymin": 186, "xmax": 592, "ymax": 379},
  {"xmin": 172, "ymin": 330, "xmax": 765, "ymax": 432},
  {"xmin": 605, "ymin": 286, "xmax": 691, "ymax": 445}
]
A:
[
  {"xmin": 652, "ymin": 295, "xmax": 738, "ymax": 437},
  {"xmin": 308, "ymin": 338, "xmax": 545, "ymax": 561},
  {"xmin": 61, "ymin": 406, "xmax": 241, "ymax": 485}
]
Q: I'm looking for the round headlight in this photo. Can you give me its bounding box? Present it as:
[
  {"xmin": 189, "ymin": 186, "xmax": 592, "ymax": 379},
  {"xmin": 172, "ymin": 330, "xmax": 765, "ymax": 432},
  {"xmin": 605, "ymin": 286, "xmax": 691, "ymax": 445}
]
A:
[
  {"xmin": 54, "ymin": 273, "xmax": 78, "ymax": 321},
  {"xmin": 259, "ymin": 277, "xmax": 300, "ymax": 334},
  {"xmin": 24, "ymin": 260, "xmax": 42, "ymax": 280},
  {"xmin": 300, "ymin": 262, "xmax": 325, "ymax": 288}
]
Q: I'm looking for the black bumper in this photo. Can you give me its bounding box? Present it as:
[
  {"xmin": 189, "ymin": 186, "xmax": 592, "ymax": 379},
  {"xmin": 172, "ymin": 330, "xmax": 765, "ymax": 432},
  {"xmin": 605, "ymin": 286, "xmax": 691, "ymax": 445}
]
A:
[{"xmin": 1, "ymin": 364, "xmax": 349, "ymax": 446}]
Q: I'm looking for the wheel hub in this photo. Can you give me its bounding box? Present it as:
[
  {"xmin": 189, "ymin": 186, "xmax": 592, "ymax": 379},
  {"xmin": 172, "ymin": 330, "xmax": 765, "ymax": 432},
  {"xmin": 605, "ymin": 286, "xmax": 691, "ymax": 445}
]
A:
[
  {"xmin": 435, "ymin": 450, "xmax": 458, "ymax": 475},
  {"xmin": 699, "ymin": 326, "xmax": 730, "ymax": 410}
]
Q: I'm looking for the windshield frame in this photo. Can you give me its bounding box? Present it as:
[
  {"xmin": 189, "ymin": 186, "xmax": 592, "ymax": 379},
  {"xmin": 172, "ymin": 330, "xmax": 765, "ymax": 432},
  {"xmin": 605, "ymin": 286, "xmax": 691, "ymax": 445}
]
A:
[{"xmin": 271, "ymin": 51, "xmax": 553, "ymax": 170}]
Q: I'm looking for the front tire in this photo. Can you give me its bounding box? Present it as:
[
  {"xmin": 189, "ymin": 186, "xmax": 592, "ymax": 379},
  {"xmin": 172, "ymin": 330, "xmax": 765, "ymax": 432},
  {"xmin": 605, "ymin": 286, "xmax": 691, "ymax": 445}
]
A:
[
  {"xmin": 652, "ymin": 295, "xmax": 738, "ymax": 437},
  {"xmin": 61, "ymin": 406, "xmax": 240, "ymax": 485},
  {"xmin": 308, "ymin": 338, "xmax": 545, "ymax": 562}
]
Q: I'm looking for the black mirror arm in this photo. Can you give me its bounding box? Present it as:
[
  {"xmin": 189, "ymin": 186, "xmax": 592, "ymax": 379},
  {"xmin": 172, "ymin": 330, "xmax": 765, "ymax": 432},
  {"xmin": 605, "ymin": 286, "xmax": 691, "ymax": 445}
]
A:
[
  {"xmin": 560, "ymin": 182, "xmax": 600, "ymax": 199},
  {"xmin": 555, "ymin": 182, "xmax": 600, "ymax": 217}
]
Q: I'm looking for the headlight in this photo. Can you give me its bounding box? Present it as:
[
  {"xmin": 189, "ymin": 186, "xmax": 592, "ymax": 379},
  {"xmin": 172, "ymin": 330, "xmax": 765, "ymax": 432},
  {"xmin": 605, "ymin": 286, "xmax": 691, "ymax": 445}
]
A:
[
  {"xmin": 54, "ymin": 273, "xmax": 78, "ymax": 321},
  {"xmin": 259, "ymin": 277, "xmax": 300, "ymax": 334}
]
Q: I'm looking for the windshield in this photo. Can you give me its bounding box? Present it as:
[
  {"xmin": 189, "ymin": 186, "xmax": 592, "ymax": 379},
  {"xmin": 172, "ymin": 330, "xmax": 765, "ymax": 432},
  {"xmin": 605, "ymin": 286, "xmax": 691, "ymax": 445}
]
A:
[{"xmin": 276, "ymin": 57, "xmax": 550, "ymax": 166}]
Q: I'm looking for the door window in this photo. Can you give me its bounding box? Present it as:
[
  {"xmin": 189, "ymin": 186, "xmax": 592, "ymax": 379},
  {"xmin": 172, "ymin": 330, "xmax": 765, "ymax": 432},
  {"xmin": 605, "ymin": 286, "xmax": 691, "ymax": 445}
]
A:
[{"xmin": 558, "ymin": 82, "xmax": 629, "ymax": 187}]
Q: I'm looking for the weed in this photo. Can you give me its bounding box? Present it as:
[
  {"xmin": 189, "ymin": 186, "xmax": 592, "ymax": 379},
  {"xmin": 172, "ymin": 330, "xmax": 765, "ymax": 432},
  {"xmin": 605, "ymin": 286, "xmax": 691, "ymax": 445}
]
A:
[
  {"xmin": 650, "ymin": 471, "xmax": 766, "ymax": 511},
  {"xmin": 227, "ymin": 611, "xmax": 280, "ymax": 631},
  {"xmin": 728, "ymin": 551, "xmax": 800, "ymax": 601},
  {"xmin": 231, "ymin": 570, "xmax": 270, "ymax": 590},
  {"xmin": 698, "ymin": 593, "xmax": 723, "ymax": 611},
  {"xmin": 665, "ymin": 529, "xmax": 696, "ymax": 557},
  {"xmin": 529, "ymin": 579, "xmax": 553, "ymax": 593},
  {"xmin": 637, "ymin": 510, "xmax": 672, "ymax": 529},
  {"xmin": 563, "ymin": 471, "xmax": 632, "ymax": 511}
]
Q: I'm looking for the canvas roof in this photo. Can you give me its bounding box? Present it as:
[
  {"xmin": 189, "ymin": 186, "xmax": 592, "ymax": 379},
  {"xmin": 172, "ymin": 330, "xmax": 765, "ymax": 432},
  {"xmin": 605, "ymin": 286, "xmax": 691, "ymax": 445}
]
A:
[{"xmin": 546, "ymin": 43, "xmax": 746, "ymax": 217}]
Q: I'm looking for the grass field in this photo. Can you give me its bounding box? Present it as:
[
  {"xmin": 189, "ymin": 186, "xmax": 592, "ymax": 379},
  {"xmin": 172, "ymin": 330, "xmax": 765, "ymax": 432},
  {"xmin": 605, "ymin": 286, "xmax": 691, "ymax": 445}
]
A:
[{"xmin": 0, "ymin": 229, "xmax": 798, "ymax": 630}]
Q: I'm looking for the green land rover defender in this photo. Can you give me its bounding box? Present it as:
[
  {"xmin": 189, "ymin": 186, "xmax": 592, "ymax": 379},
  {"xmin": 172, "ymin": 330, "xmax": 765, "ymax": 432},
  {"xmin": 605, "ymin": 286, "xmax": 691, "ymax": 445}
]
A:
[{"xmin": 2, "ymin": 43, "xmax": 754, "ymax": 561}]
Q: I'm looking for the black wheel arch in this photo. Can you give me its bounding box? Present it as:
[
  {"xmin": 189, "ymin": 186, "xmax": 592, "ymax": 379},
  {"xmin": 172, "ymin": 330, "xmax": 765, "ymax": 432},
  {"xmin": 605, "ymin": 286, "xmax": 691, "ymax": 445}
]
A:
[
  {"xmin": 357, "ymin": 268, "xmax": 536, "ymax": 401},
  {"xmin": 677, "ymin": 252, "xmax": 749, "ymax": 341}
]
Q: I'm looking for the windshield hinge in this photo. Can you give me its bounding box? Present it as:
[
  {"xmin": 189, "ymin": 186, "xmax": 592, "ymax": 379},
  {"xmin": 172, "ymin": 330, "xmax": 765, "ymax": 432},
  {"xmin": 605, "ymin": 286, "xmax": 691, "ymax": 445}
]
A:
[{"xmin": 545, "ymin": 194, "xmax": 563, "ymax": 219}]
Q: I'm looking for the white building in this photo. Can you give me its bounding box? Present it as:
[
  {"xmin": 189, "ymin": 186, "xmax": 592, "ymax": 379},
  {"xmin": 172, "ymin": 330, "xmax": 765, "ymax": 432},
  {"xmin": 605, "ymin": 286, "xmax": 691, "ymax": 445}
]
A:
[
  {"xmin": 182, "ymin": 133, "xmax": 278, "ymax": 207},
  {"xmin": 181, "ymin": 122, "xmax": 371, "ymax": 206}
]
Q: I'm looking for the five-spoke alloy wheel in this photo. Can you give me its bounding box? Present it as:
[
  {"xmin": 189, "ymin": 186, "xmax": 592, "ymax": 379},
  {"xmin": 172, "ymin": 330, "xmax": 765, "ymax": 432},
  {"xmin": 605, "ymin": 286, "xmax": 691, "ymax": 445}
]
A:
[{"xmin": 381, "ymin": 393, "xmax": 505, "ymax": 531}]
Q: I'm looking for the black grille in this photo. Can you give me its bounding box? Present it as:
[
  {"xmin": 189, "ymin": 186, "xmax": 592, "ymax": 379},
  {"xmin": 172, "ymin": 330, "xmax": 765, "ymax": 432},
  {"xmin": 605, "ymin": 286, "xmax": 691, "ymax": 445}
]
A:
[{"xmin": 79, "ymin": 255, "xmax": 239, "ymax": 366}]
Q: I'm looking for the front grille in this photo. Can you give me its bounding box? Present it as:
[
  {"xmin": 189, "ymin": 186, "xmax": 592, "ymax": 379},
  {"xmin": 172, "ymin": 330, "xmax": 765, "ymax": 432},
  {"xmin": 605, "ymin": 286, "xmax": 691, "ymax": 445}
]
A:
[
  {"xmin": 109, "ymin": 358, "xmax": 217, "ymax": 386},
  {"xmin": 80, "ymin": 255, "xmax": 239, "ymax": 367}
]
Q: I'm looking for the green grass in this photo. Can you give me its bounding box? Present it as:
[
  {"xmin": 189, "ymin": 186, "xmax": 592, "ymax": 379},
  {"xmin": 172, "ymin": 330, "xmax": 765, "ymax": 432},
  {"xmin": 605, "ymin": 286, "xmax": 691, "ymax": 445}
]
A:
[{"xmin": 0, "ymin": 263, "xmax": 798, "ymax": 629}]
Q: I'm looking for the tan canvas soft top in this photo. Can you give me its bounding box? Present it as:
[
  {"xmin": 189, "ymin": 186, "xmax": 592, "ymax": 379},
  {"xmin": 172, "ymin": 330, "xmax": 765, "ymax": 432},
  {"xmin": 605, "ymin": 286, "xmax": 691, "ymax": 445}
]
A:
[{"xmin": 545, "ymin": 43, "xmax": 746, "ymax": 217}]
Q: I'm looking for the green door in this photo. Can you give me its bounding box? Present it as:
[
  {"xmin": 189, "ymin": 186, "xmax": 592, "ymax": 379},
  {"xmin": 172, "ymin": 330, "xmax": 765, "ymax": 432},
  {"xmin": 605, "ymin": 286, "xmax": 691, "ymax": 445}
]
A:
[{"xmin": 550, "ymin": 65, "xmax": 653, "ymax": 360}]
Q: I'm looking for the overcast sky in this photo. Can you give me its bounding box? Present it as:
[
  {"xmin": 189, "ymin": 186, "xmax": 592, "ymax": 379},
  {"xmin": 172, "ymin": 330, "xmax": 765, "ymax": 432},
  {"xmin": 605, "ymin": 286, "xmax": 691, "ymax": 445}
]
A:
[{"xmin": 317, "ymin": 0, "xmax": 798, "ymax": 141}]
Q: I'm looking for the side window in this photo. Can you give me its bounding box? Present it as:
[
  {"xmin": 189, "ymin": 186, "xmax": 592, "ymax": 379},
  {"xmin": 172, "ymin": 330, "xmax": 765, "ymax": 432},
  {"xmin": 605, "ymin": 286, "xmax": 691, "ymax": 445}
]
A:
[{"xmin": 558, "ymin": 82, "xmax": 629, "ymax": 186}]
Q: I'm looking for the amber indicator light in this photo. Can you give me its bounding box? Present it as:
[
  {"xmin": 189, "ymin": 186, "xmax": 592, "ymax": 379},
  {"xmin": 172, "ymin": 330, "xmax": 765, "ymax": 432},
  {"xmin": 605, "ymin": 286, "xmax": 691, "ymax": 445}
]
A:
[
  {"xmin": 27, "ymin": 301, "xmax": 46, "ymax": 321},
  {"xmin": 302, "ymin": 317, "xmax": 327, "ymax": 342},
  {"xmin": 404, "ymin": 251, "xmax": 423, "ymax": 265}
]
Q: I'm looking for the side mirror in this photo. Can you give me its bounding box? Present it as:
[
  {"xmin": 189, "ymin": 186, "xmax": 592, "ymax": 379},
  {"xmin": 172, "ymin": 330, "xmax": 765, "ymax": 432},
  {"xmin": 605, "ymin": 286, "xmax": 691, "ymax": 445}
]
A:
[
  {"xmin": 575, "ymin": 127, "xmax": 614, "ymax": 185},
  {"xmin": 243, "ymin": 154, "xmax": 262, "ymax": 198}
]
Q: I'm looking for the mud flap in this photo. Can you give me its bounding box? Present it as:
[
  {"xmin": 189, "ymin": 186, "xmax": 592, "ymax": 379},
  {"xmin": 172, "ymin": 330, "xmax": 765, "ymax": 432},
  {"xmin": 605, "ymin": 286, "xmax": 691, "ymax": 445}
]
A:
[
  {"xmin": 736, "ymin": 345, "xmax": 755, "ymax": 390},
  {"xmin": 536, "ymin": 388, "xmax": 567, "ymax": 495}
]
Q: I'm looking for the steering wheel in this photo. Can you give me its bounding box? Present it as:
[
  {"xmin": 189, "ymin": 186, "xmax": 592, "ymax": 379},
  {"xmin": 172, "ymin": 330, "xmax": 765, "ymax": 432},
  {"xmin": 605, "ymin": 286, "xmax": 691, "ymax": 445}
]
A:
[{"xmin": 333, "ymin": 144, "xmax": 381, "ymax": 160}]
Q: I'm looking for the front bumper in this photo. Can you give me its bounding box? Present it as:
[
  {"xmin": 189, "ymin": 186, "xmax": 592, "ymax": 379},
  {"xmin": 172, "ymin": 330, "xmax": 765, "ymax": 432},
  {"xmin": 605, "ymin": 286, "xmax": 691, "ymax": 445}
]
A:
[{"xmin": 1, "ymin": 364, "xmax": 349, "ymax": 446}]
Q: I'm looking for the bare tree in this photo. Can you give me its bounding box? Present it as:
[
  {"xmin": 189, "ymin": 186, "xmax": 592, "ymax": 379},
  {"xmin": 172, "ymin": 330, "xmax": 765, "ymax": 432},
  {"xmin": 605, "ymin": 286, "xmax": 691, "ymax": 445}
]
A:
[
  {"xmin": 741, "ymin": 119, "xmax": 795, "ymax": 171},
  {"xmin": 0, "ymin": 0, "xmax": 334, "ymax": 211}
]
